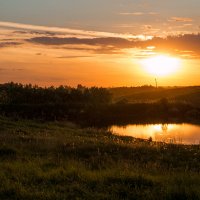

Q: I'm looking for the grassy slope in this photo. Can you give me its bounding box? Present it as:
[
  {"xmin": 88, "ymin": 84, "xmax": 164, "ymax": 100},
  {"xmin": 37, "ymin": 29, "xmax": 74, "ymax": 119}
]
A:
[
  {"xmin": 110, "ymin": 86, "xmax": 200, "ymax": 105},
  {"xmin": 0, "ymin": 116, "xmax": 200, "ymax": 200}
]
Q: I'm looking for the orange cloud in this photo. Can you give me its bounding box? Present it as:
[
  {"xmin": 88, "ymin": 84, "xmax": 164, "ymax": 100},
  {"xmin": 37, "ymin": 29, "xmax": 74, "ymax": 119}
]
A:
[
  {"xmin": 120, "ymin": 12, "xmax": 144, "ymax": 16},
  {"xmin": 25, "ymin": 34, "xmax": 200, "ymax": 58},
  {"xmin": 169, "ymin": 17, "xmax": 193, "ymax": 22},
  {"xmin": 0, "ymin": 42, "xmax": 22, "ymax": 48},
  {"xmin": 119, "ymin": 12, "xmax": 158, "ymax": 16}
]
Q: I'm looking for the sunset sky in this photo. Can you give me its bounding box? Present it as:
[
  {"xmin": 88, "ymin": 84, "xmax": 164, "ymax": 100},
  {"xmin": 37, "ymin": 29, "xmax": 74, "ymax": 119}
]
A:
[{"xmin": 0, "ymin": 0, "xmax": 200, "ymax": 86}]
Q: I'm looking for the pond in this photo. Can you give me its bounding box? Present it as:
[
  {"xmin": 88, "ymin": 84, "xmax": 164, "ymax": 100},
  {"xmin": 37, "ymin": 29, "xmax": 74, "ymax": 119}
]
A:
[{"xmin": 111, "ymin": 124, "xmax": 200, "ymax": 145}]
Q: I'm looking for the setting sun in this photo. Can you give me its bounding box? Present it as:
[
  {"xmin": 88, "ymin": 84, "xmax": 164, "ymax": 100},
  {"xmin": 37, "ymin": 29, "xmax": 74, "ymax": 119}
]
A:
[{"xmin": 141, "ymin": 55, "xmax": 181, "ymax": 77}]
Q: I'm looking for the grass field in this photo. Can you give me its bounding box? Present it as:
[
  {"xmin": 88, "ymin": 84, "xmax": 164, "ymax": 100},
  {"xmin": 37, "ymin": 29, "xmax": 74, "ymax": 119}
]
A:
[
  {"xmin": 110, "ymin": 86, "xmax": 200, "ymax": 106},
  {"xmin": 0, "ymin": 116, "xmax": 200, "ymax": 199}
]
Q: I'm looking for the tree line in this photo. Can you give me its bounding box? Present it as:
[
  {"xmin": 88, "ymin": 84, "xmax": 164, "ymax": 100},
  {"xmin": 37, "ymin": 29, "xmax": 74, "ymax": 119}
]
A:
[
  {"xmin": 0, "ymin": 83, "xmax": 112, "ymax": 105},
  {"xmin": 0, "ymin": 82, "xmax": 200, "ymax": 125},
  {"xmin": 0, "ymin": 82, "xmax": 112, "ymax": 121}
]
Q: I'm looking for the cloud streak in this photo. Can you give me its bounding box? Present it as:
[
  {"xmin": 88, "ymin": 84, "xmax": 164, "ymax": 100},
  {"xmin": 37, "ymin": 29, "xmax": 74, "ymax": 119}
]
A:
[
  {"xmin": 0, "ymin": 21, "xmax": 137, "ymax": 39},
  {"xmin": 120, "ymin": 12, "xmax": 158, "ymax": 16},
  {"xmin": 26, "ymin": 34, "xmax": 200, "ymax": 58},
  {"xmin": 0, "ymin": 42, "xmax": 22, "ymax": 48},
  {"xmin": 169, "ymin": 17, "xmax": 193, "ymax": 22},
  {"xmin": 120, "ymin": 12, "xmax": 144, "ymax": 16},
  {"xmin": 57, "ymin": 56, "xmax": 92, "ymax": 59},
  {"xmin": 27, "ymin": 37, "xmax": 132, "ymax": 47}
]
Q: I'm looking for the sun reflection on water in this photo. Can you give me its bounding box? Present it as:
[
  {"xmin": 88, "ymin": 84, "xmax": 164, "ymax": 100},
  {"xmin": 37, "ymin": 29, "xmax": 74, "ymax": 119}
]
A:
[{"xmin": 111, "ymin": 124, "xmax": 200, "ymax": 145}]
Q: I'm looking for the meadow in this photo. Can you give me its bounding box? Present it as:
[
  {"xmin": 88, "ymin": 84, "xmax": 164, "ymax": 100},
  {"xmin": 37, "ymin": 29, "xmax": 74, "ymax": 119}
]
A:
[
  {"xmin": 110, "ymin": 86, "xmax": 200, "ymax": 106},
  {"xmin": 0, "ymin": 116, "xmax": 200, "ymax": 200}
]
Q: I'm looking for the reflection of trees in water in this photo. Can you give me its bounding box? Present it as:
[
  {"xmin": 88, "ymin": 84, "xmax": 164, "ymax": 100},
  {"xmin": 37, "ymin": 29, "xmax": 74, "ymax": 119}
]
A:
[
  {"xmin": 160, "ymin": 124, "xmax": 177, "ymax": 143},
  {"xmin": 161, "ymin": 124, "xmax": 168, "ymax": 132}
]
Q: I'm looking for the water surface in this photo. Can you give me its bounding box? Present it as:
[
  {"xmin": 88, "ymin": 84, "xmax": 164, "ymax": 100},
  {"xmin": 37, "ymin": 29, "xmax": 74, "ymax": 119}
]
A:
[{"xmin": 111, "ymin": 124, "xmax": 200, "ymax": 145}]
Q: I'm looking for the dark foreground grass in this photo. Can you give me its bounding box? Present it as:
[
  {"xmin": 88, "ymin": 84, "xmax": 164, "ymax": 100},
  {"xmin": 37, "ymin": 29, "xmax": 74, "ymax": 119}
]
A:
[{"xmin": 0, "ymin": 116, "xmax": 200, "ymax": 199}]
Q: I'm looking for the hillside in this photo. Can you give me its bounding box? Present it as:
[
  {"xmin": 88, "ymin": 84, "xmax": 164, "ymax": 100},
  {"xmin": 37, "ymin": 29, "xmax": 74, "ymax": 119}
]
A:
[{"xmin": 109, "ymin": 86, "xmax": 200, "ymax": 106}]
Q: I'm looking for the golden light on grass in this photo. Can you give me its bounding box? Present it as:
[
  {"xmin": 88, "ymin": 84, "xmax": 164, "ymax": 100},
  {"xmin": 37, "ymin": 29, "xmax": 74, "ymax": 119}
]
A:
[{"xmin": 141, "ymin": 55, "xmax": 181, "ymax": 77}]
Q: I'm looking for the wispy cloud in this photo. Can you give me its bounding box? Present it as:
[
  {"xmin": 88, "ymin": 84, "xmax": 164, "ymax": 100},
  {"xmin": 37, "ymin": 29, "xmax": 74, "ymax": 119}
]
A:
[
  {"xmin": 13, "ymin": 30, "xmax": 57, "ymax": 36},
  {"xmin": 119, "ymin": 12, "xmax": 158, "ymax": 16},
  {"xmin": 57, "ymin": 55, "xmax": 92, "ymax": 59},
  {"xmin": 120, "ymin": 12, "xmax": 144, "ymax": 16},
  {"xmin": 0, "ymin": 21, "xmax": 136, "ymax": 39},
  {"xmin": 27, "ymin": 37, "xmax": 132, "ymax": 47},
  {"xmin": 148, "ymin": 12, "xmax": 159, "ymax": 15},
  {"xmin": 0, "ymin": 42, "xmax": 22, "ymax": 48},
  {"xmin": 169, "ymin": 17, "xmax": 193, "ymax": 22}
]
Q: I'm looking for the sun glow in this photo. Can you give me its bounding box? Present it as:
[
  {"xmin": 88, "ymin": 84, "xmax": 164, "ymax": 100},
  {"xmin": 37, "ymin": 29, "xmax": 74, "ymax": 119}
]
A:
[{"xmin": 141, "ymin": 55, "xmax": 180, "ymax": 77}]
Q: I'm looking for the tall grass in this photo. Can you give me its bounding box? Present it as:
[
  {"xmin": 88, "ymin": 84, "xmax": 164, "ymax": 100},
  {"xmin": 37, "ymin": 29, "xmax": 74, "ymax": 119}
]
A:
[{"xmin": 0, "ymin": 116, "xmax": 200, "ymax": 199}]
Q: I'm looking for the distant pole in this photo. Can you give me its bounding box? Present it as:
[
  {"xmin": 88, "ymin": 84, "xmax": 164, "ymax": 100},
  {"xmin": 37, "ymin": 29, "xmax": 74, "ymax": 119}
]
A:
[{"xmin": 155, "ymin": 78, "xmax": 158, "ymax": 88}]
